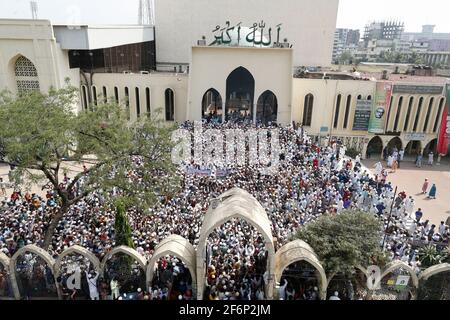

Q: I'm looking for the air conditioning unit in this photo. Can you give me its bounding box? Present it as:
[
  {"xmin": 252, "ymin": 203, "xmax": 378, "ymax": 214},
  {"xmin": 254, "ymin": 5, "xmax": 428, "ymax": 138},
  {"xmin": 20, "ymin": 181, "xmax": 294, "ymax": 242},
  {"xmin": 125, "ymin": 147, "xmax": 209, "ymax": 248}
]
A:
[
  {"xmin": 140, "ymin": 71, "xmax": 150, "ymax": 75},
  {"xmin": 280, "ymin": 42, "xmax": 290, "ymax": 48},
  {"xmin": 122, "ymin": 70, "xmax": 132, "ymax": 74},
  {"xmin": 197, "ymin": 39, "xmax": 207, "ymax": 46}
]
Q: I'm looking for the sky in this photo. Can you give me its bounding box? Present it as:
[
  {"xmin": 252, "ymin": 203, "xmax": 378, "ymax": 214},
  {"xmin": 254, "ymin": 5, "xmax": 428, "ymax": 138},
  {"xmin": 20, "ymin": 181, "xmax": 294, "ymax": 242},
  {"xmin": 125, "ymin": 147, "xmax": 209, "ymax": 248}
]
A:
[{"xmin": 0, "ymin": 0, "xmax": 449, "ymax": 33}]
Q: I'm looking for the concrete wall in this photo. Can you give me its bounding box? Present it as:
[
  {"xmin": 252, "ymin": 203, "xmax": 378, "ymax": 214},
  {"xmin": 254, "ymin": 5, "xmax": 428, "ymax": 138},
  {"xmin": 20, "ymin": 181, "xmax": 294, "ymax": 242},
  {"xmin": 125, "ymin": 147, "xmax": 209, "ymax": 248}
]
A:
[
  {"xmin": 0, "ymin": 19, "xmax": 80, "ymax": 94},
  {"xmin": 89, "ymin": 72, "xmax": 189, "ymax": 122},
  {"xmin": 53, "ymin": 25, "xmax": 155, "ymax": 50},
  {"xmin": 188, "ymin": 46, "xmax": 293, "ymax": 124},
  {"xmin": 154, "ymin": 0, "xmax": 339, "ymax": 67},
  {"xmin": 293, "ymin": 78, "xmax": 376, "ymax": 136},
  {"xmin": 292, "ymin": 78, "xmax": 444, "ymax": 158}
]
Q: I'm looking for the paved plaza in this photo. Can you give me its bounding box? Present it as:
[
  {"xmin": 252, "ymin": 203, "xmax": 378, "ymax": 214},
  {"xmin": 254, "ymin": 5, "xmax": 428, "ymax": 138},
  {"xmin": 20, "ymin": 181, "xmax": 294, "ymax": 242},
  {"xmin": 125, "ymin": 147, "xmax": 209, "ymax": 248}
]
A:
[{"xmin": 363, "ymin": 157, "xmax": 450, "ymax": 226}]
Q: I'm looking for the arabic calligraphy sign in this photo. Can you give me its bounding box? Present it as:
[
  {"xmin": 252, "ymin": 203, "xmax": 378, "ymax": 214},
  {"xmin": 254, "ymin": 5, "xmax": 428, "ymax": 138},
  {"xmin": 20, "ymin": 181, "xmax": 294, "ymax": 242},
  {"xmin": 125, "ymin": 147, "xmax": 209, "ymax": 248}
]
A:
[{"xmin": 210, "ymin": 21, "xmax": 283, "ymax": 47}]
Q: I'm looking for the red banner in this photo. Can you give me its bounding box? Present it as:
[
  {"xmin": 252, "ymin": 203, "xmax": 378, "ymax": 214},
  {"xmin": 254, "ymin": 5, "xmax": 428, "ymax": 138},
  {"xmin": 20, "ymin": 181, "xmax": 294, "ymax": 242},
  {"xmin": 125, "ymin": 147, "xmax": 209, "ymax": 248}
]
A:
[{"xmin": 437, "ymin": 84, "xmax": 450, "ymax": 155}]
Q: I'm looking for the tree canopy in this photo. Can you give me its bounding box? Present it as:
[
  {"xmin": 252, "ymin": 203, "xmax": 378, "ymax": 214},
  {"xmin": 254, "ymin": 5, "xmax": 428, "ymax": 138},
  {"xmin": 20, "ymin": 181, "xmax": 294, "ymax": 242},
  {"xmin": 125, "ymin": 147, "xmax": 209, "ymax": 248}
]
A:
[
  {"xmin": 291, "ymin": 210, "xmax": 387, "ymax": 275},
  {"xmin": 0, "ymin": 84, "xmax": 180, "ymax": 249}
]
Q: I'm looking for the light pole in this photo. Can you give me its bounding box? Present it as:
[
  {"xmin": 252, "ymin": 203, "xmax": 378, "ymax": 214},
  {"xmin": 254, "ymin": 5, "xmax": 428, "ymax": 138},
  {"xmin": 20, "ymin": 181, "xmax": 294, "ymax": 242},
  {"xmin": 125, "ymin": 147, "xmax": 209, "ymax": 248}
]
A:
[{"xmin": 382, "ymin": 186, "xmax": 398, "ymax": 249}]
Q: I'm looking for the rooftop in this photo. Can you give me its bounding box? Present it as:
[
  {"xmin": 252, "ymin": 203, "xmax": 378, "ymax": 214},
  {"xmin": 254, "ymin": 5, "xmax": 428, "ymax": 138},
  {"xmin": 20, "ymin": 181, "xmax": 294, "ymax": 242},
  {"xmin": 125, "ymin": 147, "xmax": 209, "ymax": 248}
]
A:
[{"xmin": 52, "ymin": 24, "xmax": 154, "ymax": 50}]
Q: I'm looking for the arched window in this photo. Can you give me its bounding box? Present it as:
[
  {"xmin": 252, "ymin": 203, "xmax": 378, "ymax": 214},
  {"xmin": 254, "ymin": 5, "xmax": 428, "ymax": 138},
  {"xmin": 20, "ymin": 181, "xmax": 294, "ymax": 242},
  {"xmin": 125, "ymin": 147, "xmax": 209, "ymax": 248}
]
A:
[
  {"xmin": 124, "ymin": 87, "xmax": 130, "ymax": 120},
  {"xmin": 102, "ymin": 86, "xmax": 107, "ymax": 103},
  {"xmin": 135, "ymin": 87, "xmax": 141, "ymax": 118},
  {"xmin": 413, "ymin": 97, "xmax": 424, "ymax": 132},
  {"xmin": 423, "ymin": 97, "xmax": 435, "ymax": 132},
  {"xmin": 393, "ymin": 97, "xmax": 403, "ymax": 132},
  {"xmin": 114, "ymin": 86, "xmax": 119, "ymax": 103},
  {"xmin": 14, "ymin": 56, "xmax": 40, "ymax": 94},
  {"xmin": 92, "ymin": 86, "xmax": 98, "ymax": 106},
  {"xmin": 145, "ymin": 87, "xmax": 151, "ymax": 118},
  {"xmin": 81, "ymin": 85, "xmax": 88, "ymax": 110},
  {"xmin": 404, "ymin": 97, "xmax": 414, "ymax": 132},
  {"xmin": 165, "ymin": 88, "xmax": 175, "ymax": 121},
  {"xmin": 357, "ymin": 95, "xmax": 362, "ymax": 100},
  {"xmin": 385, "ymin": 96, "xmax": 394, "ymax": 131},
  {"xmin": 343, "ymin": 95, "xmax": 352, "ymax": 129},
  {"xmin": 367, "ymin": 95, "xmax": 372, "ymax": 101},
  {"xmin": 333, "ymin": 94, "xmax": 342, "ymax": 129},
  {"xmin": 433, "ymin": 97, "xmax": 446, "ymax": 133},
  {"xmin": 303, "ymin": 94, "xmax": 314, "ymax": 127}
]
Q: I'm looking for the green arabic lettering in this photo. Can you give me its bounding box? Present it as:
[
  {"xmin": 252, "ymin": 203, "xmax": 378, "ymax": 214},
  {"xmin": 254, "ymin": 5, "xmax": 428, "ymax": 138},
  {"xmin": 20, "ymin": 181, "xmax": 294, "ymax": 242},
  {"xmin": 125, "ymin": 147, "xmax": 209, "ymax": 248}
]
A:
[
  {"xmin": 276, "ymin": 24, "xmax": 282, "ymax": 44},
  {"xmin": 246, "ymin": 23, "xmax": 258, "ymax": 44},
  {"xmin": 262, "ymin": 28, "xmax": 272, "ymax": 46}
]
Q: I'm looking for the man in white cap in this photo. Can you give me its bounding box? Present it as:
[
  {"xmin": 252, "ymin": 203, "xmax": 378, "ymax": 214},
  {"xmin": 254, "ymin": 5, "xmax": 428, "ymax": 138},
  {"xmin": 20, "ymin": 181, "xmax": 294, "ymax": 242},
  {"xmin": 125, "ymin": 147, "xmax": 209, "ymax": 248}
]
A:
[{"xmin": 329, "ymin": 291, "xmax": 340, "ymax": 300}]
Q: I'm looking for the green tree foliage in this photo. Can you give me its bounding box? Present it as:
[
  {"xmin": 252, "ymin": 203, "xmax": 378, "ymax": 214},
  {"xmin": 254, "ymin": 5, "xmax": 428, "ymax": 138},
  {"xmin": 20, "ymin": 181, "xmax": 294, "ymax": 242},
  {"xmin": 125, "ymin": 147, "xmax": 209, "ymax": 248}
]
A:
[
  {"xmin": 291, "ymin": 210, "xmax": 386, "ymax": 275},
  {"xmin": 114, "ymin": 200, "xmax": 135, "ymax": 248},
  {"xmin": 418, "ymin": 245, "xmax": 443, "ymax": 268},
  {"xmin": 0, "ymin": 84, "xmax": 180, "ymax": 250},
  {"xmin": 338, "ymin": 51, "xmax": 354, "ymax": 65}
]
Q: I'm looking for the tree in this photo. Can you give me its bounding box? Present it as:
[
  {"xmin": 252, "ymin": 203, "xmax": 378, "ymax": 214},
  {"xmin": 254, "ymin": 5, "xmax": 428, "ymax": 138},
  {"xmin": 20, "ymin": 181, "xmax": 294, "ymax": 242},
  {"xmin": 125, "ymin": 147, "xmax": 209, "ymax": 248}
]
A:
[
  {"xmin": 291, "ymin": 210, "xmax": 387, "ymax": 275},
  {"xmin": 114, "ymin": 200, "xmax": 134, "ymax": 248},
  {"xmin": 418, "ymin": 245, "xmax": 442, "ymax": 268},
  {"xmin": 338, "ymin": 51, "xmax": 353, "ymax": 65},
  {"xmin": 0, "ymin": 83, "xmax": 180, "ymax": 250},
  {"xmin": 408, "ymin": 52, "xmax": 424, "ymax": 65}
]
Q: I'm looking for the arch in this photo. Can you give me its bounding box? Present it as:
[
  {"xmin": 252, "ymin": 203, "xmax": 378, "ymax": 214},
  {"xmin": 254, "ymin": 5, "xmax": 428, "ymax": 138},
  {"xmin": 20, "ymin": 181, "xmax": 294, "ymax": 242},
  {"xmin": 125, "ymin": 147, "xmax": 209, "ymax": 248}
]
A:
[
  {"xmin": 201, "ymin": 88, "xmax": 223, "ymax": 122},
  {"xmin": 257, "ymin": 90, "xmax": 278, "ymax": 125},
  {"xmin": 367, "ymin": 95, "xmax": 372, "ymax": 101},
  {"xmin": 0, "ymin": 252, "xmax": 10, "ymax": 271},
  {"xmin": 413, "ymin": 97, "xmax": 424, "ymax": 132},
  {"xmin": 225, "ymin": 67, "xmax": 255, "ymax": 122},
  {"xmin": 102, "ymin": 86, "xmax": 108, "ymax": 103},
  {"xmin": 366, "ymin": 136, "xmax": 383, "ymax": 159},
  {"xmin": 325, "ymin": 268, "xmax": 368, "ymax": 300},
  {"xmin": 423, "ymin": 138, "xmax": 438, "ymax": 155},
  {"xmin": 393, "ymin": 96, "xmax": 404, "ymax": 132},
  {"xmin": 81, "ymin": 85, "xmax": 88, "ymax": 110},
  {"xmin": 387, "ymin": 137, "xmax": 403, "ymax": 152},
  {"xmin": 274, "ymin": 240, "xmax": 327, "ymax": 300},
  {"xmin": 196, "ymin": 188, "xmax": 275, "ymax": 300},
  {"xmin": 9, "ymin": 244, "xmax": 59, "ymax": 300},
  {"xmin": 92, "ymin": 85, "xmax": 98, "ymax": 106},
  {"xmin": 54, "ymin": 245, "xmax": 101, "ymax": 278},
  {"xmin": 405, "ymin": 140, "xmax": 422, "ymax": 156},
  {"xmin": 422, "ymin": 97, "xmax": 434, "ymax": 132},
  {"xmin": 165, "ymin": 88, "xmax": 175, "ymax": 121},
  {"xmin": 135, "ymin": 87, "xmax": 141, "ymax": 118},
  {"xmin": 114, "ymin": 86, "xmax": 119, "ymax": 103},
  {"xmin": 146, "ymin": 235, "xmax": 196, "ymax": 295},
  {"xmin": 145, "ymin": 87, "xmax": 151, "ymax": 118},
  {"xmin": 333, "ymin": 94, "xmax": 342, "ymax": 129},
  {"xmin": 381, "ymin": 261, "xmax": 419, "ymax": 288},
  {"xmin": 100, "ymin": 246, "xmax": 147, "ymax": 275},
  {"xmin": 343, "ymin": 94, "xmax": 352, "ymax": 129},
  {"xmin": 419, "ymin": 263, "xmax": 450, "ymax": 281},
  {"xmin": 124, "ymin": 87, "xmax": 130, "ymax": 120},
  {"xmin": 418, "ymin": 263, "xmax": 450, "ymax": 300},
  {"xmin": 433, "ymin": 97, "xmax": 446, "ymax": 133},
  {"xmin": 13, "ymin": 55, "xmax": 40, "ymax": 94},
  {"xmin": 0, "ymin": 252, "xmax": 12, "ymax": 299},
  {"xmin": 404, "ymin": 96, "xmax": 414, "ymax": 131},
  {"xmin": 302, "ymin": 93, "xmax": 314, "ymax": 127}
]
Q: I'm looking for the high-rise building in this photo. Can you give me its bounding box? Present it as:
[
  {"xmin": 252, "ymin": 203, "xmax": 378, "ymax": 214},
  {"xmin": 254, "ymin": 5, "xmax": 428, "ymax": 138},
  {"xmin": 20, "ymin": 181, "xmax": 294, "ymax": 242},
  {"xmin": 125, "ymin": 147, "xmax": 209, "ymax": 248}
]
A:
[
  {"xmin": 363, "ymin": 21, "xmax": 404, "ymax": 45},
  {"xmin": 332, "ymin": 28, "xmax": 361, "ymax": 62}
]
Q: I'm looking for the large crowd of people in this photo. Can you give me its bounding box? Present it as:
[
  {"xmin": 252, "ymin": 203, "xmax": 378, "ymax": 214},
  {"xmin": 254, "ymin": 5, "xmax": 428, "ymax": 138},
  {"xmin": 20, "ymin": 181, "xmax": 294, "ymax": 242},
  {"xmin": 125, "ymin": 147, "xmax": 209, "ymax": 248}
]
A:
[{"xmin": 0, "ymin": 121, "xmax": 449, "ymax": 300}]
